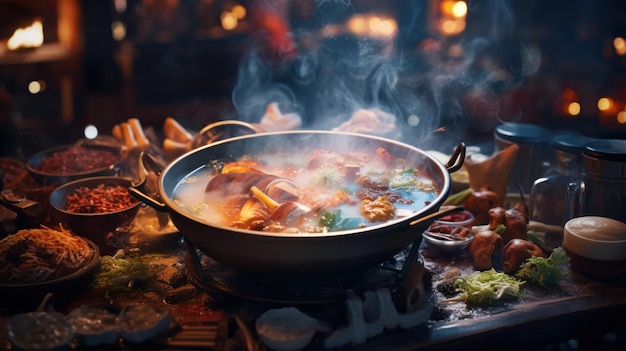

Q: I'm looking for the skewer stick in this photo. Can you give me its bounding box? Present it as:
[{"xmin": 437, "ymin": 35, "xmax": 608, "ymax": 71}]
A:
[{"xmin": 250, "ymin": 186, "xmax": 280, "ymax": 212}]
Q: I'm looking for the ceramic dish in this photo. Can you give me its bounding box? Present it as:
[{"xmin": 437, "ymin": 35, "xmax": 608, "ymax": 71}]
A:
[
  {"xmin": 49, "ymin": 176, "xmax": 141, "ymax": 255},
  {"xmin": 422, "ymin": 225, "xmax": 474, "ymax": 255}
]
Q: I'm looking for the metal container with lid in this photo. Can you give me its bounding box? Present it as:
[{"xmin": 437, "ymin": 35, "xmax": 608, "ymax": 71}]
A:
[
  {"xmin": 576, "ymin": 139, "xmax": 626, "ymax": 222},
  {"xmin": 494, "ymin": 122, "xmax": 552, "ymax": 195}
]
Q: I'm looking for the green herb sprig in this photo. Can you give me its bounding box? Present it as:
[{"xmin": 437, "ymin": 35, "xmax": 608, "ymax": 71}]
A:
[{"xmin": 515, "ymin": 247, "xmax": 570, "ymax": 286}]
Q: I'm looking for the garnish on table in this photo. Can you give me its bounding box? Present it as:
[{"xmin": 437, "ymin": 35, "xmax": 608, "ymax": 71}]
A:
[
  {"xmin": 445, "ymin": 269, "xmax": 524, "ymax": 305},
  {"xmin": 515, "ymin": 247, "xmax": 570, "ymax": 286},
  {"xmin": 95, "ymin": 253, "xmax": 164, "ymax": 294}
]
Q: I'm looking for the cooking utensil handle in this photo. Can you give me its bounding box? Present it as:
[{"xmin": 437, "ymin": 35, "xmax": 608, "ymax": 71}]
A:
[
  {"xmin": 408, "ymin": 205, "xmax": 464, "ymax": 227},
  {"xmin": 445, "ymin": 142, "xmax": 466, "ymax": 173},
  {"xmin": 129, "ymin": 187, "xmax": 167, "ymax": 210},
  {"xmin": 565, "ymin": 180, "xmax": 581, "ymax": 220},
  {"xmin": 129, "ymin": 152, "xmax": 168, "ymax": 211},
  {"xmin": 192, "ymin": 120, "xmax": 258, "ymax": 148}
]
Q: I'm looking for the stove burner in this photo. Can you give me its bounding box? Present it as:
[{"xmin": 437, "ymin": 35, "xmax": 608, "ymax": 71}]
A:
[{"xmin": 184, "ymin": 239, "xmax": 422, "ymax": 305}]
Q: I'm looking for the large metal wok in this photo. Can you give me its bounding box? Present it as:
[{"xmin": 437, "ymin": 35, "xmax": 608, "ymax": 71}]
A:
[{"xmin": 131, "ymin": 130, "xmax": 465, "ymax": 278}]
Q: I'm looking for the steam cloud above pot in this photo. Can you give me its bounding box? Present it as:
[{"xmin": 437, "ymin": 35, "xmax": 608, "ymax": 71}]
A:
[{"xmin": 231, "ymin": 0, "xmax": 541, "ymax": 150}]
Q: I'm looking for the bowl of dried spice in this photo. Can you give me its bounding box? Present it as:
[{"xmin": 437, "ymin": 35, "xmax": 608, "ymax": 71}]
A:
[
  {"xmin": 27, "ymin": 140, "xmax": 124, "ymax": 187},
  {"xmin": 49, "ymin": 176, "xmax": 141, "ymax": 254}
]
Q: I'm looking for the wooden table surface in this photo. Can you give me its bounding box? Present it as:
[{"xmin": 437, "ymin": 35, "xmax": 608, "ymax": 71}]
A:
[{"xmin": 2, "ymin": 231, "xmax": 626, "ymax": 351}]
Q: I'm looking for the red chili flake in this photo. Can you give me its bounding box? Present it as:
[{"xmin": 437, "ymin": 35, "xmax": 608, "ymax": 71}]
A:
[
  {"xmin": 65, "ymin": 183, "xmax": 139, "ymax": 213},
  {"xmin": 36, "ymin": 146, "xmax": 118, "ymax": 174}
]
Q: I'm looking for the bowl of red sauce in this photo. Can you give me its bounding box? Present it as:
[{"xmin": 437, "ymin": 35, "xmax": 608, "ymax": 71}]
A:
[
  {"xmin": 49, "ymin": 176, "xmax": 141, "ymax": 254},
  {"xmin": 434, "ymin": 206, "xmax": 474, "ymax": 227},
  {"xmin": 27, "ymin": 142, "xmax": 124, "ymax": 186}
]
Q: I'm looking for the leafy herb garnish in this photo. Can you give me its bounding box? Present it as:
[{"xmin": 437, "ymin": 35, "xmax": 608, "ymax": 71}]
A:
[
  {"xmin": 95, "ymin": 254, "xmax": 153, "ymax": 290},
  {"xmin": 515, "ymin": 247, "xmax": 570, "ymax": 286}
]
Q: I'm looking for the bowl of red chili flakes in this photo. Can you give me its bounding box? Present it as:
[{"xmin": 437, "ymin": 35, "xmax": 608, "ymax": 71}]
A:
[
  {"xmin": 49, "ymin": 176, "xmax": 141, "ymax": 254},
  {"xmin": 26, "ymin": 141, "xmax": 124, "ymax": 186}
]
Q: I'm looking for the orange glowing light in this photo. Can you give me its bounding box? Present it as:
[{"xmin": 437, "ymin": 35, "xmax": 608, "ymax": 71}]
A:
[
  {"xmin": 567, "ymin": 102, "xmax": 581, "ymax": 116},
  {"xmin": 347, "ymin": 16, "xmax": 367, "ymax": 35},
  {"xmin": 597, "ymin": 97, "xmax": 612, "ymax": 111},
  {"xmin": 439, "ymin": 18, "xmax": 465, "ymax": 35},
  {"xmin": 111, "ymin": 21, "xmax": 126, "ymax": 41},
  {"xmin": 7, "ymin": 20, "xmax": 44, "ymax": 50},
  {"xmin": 347, "ymin": 15, "xmax": 397, "ymax": 39},
  {"xmin": 440, "ymin": 0, "xmax": 456, "ymax": 15},
  {"xmin": 614, "ymin": 37, "xmax": 626, "ymax": 56},
  {"xmin": 231, "ymin": 4, "xmax": 246, "ymax": 19},
  {"xmin": 220, "ymin": 11, "xmax": 238, "ymax": 31},
  {"xmin": 617, "ymin": 111, "xmax": 626, "ymax": 124},
  {"xmin": 452, "ymin": 1, "xmax": 468, "ymax": 18}
]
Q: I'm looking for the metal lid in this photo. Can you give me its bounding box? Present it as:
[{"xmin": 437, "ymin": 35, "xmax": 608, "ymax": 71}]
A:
[
  {"xmin": 494, "ymin": 123, "xmax": 552, "ymax": 144},
  {"xmin": 550, "ymin": 134, "xmax": 596, "ymax": 154},
  {"xmin": 582, "ymin": 139, "xmax": 626, "ymax": 179},
  {"xmin": 583, "ymin": 139, "xmax": 626, "ymax": 162}
]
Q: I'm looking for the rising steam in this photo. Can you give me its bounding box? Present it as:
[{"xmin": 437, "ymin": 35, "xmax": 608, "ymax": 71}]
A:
[{"xmin": 231, "ymin": 0, "xmax": 540, "ymax": 149}]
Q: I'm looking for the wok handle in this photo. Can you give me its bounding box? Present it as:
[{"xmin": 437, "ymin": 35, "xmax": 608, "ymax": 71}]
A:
[
  {"xmin": 129, "ymin": 152, "xmax": 168, "ymax": 211},
  {"xmin": 129, "ymin": 187, "xmax": 167, "ymax": 211},
  {"xmin": 192, "ymin": 120, "xmax": 258, "ymax": 149},
  {"xmin": 408, "ymin": 205, "xmax": 464, "ymax": 227},
  {"xmin": 445, "ymin": 142, "xmax": 466, "ymax": 173}
]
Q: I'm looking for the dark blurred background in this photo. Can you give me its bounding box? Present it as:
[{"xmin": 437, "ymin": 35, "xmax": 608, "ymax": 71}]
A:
[{"xmin": 1, "ymin": 0, "xmax": 625, "ymax": 157}]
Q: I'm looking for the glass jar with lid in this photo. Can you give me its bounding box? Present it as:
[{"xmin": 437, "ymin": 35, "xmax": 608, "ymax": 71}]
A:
[
  {"xmin": 529, "ymin": 133, "xmax": 594, "ymax": 226},
  {"xmin": 493, "ymin": 122, "xmax": 552, "ymax": 195}
]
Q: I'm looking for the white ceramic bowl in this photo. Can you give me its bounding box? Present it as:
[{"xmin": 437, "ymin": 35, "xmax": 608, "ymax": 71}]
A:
[{"xmin": 563, "ymin": 216, "xmax": 626, "ymax": 279}]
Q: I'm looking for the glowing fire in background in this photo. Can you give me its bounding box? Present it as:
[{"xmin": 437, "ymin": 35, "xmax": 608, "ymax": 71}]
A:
[
  {"xmin": 7, "ymin": 20, "xmax": 44, "ymax": 50},
  {"xmin": 221, "ymin": 4, "xmax": 246, "ymax": 31},
  {"xmin": 438, "ymin": 0, "xmax": 467, "ymax": 36},
  {"xmin": 557, "ymin": 34, "xmax": 626, "ymax": 127},
  {"xmin": 346, "ymin": 15, "xmax": 398, "ymax": 39}
]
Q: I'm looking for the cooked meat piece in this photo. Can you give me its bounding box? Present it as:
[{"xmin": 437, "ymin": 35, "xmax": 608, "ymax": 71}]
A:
[
  {"xmin": 360, "ymin": 196, "xmax": 396, "ymax": 222},
  {"xmin": 205, "ymin": 172, "xmax": 280, "ymax": 197},
  {"xmin": 468, "ymin": 230, "xmax": 503, "ymax": 270},
  {"xmin": 462, "ymin": 188, "xmax": 500, "ymax": 225},
  {"xmin": 501, "ymin": 239, "xmax": 544, "ymax": 274},
  {"xmin": 488, "ymin": 202, "xmax": 529, "ymax": 244}
]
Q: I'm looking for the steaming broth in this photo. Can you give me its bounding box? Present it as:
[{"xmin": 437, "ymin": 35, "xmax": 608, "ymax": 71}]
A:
[{"xmin": 172, "ymin": 146, "xmax": 439, "ymax": 233}]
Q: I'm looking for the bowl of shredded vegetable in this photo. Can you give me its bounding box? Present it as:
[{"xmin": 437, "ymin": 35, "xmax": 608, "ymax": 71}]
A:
[{"xmin": 49, "ymin": 176, "xmax": 141, "ymax": 254}]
